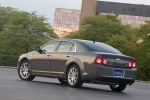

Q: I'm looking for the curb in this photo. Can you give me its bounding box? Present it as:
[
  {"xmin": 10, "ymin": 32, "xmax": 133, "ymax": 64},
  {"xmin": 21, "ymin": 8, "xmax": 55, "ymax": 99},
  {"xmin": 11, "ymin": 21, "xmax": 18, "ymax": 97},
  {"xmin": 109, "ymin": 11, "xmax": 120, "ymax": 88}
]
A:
[
  {"xmin": 135, "ymin": 80, "xmax": 150, "ymax": 84},
  {"xmin": 0, "ymin": 66, "xmax": 17, "ymax": 69}
]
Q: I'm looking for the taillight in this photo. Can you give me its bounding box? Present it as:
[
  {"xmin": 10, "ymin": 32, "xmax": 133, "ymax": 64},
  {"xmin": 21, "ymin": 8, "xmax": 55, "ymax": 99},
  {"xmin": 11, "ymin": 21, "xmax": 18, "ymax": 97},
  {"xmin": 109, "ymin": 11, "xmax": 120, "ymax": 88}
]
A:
[
  {"xmin": 94, "ymin": 56, "xmax": 108, "ymax": 65},
  {"xmin": 127, "ymin": 60, "xmax": 136, "ymax": 68}
]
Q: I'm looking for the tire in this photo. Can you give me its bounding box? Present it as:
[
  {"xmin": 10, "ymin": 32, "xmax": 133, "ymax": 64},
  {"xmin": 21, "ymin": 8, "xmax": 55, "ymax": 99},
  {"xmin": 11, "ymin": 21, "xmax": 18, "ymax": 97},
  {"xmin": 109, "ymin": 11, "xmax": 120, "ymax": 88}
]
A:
[
  {"xmin": 18, "ymin": 60, "xmax": 35, "ymax": 81},
  {"xmin": 58, "ymin": 78, "xmax": 67, "ymax": 85},
  {"xmin": 109, "ymin": 84, "xmax": 127, "ymax": 92},
  {"xmin": 67, "ymin": 65, "xmax": 83, "ymax": 88}
]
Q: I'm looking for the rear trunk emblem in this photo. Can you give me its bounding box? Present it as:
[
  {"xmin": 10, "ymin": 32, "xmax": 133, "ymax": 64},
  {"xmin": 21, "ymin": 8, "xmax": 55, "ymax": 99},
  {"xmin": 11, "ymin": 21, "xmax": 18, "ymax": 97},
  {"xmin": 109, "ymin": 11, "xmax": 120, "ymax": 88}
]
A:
[{"xmin": 116, "ymin": 58, "xmax": 120, "ymax": 60}]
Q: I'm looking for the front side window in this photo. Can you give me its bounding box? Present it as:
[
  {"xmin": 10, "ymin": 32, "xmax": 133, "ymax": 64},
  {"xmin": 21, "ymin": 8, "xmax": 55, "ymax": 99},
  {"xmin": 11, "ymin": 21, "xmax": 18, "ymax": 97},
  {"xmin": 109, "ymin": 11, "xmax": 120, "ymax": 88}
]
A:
[
  {"xmin": 57, "ymin": 42, "xmax": 75, "ymax": 52},
  {"xmin": 41, "ymin": 41, "xmax": 60, "ymax": 52}
]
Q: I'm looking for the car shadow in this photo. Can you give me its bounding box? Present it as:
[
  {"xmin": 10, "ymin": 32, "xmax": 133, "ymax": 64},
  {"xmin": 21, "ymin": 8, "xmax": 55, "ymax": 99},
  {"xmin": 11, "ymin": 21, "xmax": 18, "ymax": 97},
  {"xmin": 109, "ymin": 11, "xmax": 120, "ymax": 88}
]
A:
[
  {"xmin": 80, "ymin": 85, "xmax": 128, "ymax": 94},
  {"xmin": 18, "ymin": 79, "xmax": 129, "ymax": 95}
]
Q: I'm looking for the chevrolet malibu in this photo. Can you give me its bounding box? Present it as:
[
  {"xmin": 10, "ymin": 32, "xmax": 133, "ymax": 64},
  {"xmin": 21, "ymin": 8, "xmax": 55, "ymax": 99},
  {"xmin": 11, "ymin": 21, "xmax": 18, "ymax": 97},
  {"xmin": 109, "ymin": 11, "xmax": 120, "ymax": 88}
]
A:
[{"xmin": 17, "ymin": 39, "xmax": 137, "ymax": 92}]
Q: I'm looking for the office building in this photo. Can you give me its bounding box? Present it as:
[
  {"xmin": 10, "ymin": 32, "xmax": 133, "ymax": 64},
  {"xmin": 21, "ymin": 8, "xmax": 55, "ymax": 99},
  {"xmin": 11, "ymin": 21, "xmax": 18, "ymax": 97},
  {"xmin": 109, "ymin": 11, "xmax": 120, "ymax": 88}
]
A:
[
  {"xmin": 96, "ymin": 1, "xmax": 150, "ymax": 27},
  {"xmin": 53, "ymin": 0, "xmax": 150, "ymax": 37},
  {"xmin": 53, "ymin": 8, "xmax": 81, "ymax": 37}
]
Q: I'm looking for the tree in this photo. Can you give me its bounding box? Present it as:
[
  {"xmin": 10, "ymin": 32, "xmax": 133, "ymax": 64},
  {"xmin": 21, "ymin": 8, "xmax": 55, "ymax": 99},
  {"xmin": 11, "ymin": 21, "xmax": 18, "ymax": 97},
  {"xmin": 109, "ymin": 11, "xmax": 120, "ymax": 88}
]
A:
[
  {"xmin": 66, "ymin": 15, "xmax": 137, "ymax": 56},
  {"xmin": 130, "ymin": 20, "xmax": 150, "ymax": 81},
  {"xmin": 0, "ymin": 6, "xmax": 17, "ymax": 32},
  {"xmin": 106, "ymin": 34, "xmax": 137, "ymax": 57},
  {"xmin": 135, "ymin": 20, "xmax": 150, "ymax": 67},
  {"xmin": 0, "ymin": 6, "xmax": 58, "ymax": 55},
  {"xmin": 66, "ymin": 15, "xmax": 131, "ymax": 43}
]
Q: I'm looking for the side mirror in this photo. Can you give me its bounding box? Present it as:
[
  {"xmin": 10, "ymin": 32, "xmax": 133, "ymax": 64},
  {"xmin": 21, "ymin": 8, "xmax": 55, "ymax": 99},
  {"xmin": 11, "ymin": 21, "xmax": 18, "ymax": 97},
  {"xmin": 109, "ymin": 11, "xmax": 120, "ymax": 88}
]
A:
[{"xmin": 35, "ymin": 47, "xmax": 41, "ymax": 52}]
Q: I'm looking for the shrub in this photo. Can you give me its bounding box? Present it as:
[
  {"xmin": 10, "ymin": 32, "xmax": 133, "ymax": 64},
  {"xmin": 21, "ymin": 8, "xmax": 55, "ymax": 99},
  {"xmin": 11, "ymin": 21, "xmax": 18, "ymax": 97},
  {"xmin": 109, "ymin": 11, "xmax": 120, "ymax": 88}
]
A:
[
  {"xmin": 0, "ymin": 55, "xmax": 18, "ymax": 67},
  {"xmin": 137, "ymin": 67, "xmax": 150, "ymax": 81}
]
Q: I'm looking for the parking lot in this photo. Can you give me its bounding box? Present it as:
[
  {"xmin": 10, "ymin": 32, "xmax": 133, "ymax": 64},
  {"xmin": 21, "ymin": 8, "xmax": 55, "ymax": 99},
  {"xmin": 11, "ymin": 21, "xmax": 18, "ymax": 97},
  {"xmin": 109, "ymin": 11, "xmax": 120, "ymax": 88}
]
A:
[{"xmin": 0, "ymin": 67, "xmax": 150, "ymax": 100}]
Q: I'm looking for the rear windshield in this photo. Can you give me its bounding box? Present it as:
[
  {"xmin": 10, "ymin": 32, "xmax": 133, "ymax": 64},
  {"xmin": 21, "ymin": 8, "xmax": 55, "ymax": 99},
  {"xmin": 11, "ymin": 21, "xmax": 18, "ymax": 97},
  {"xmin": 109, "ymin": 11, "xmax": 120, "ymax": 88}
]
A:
[{"xmin": 83, "ymin": 42, "xmax": 122, "ymax": 54}]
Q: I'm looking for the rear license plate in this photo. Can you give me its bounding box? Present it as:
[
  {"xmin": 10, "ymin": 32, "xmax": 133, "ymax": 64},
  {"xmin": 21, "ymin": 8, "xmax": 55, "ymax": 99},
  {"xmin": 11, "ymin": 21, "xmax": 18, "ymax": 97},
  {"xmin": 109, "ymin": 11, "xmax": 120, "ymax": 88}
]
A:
[{"xmin": 113, "ymin": 70, "xmax": 124, "ymax": 77}]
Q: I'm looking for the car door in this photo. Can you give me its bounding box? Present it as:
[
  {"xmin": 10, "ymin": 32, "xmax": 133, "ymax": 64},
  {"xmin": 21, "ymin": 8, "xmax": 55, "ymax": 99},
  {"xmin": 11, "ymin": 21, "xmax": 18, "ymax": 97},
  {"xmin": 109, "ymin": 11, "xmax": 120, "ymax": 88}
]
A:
[
  {"xmin": 31, "ymin": 41, "xmax": 61, "ymax": 74},
  {"xmin": 50, "ymin": 41, "xmax": 76, "ymax": 76}
]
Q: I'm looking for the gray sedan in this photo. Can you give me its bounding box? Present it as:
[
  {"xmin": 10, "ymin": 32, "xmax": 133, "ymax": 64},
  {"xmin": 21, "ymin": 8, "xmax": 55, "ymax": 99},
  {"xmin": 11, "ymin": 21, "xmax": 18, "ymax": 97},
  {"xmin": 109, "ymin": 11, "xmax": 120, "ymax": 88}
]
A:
[{"xmin": 17, "ymin": 39, "xmax": 137, "ymax": 92}]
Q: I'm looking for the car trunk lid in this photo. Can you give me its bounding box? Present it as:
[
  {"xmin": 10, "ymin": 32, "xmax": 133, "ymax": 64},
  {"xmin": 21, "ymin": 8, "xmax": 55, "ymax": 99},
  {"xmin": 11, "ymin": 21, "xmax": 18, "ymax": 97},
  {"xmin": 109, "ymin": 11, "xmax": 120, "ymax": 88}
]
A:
[{"xmin": 95, "ymin": 52, "xmax": 134, "ymax": 69}]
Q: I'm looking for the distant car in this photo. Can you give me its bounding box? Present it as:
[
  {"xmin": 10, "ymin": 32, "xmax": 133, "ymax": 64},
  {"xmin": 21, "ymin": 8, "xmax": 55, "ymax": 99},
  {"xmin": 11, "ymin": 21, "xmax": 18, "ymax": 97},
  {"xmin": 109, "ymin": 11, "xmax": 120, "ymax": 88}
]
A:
[{"xmin": 17, "ymin": 39, "xmax": 137, "ymax": 92}]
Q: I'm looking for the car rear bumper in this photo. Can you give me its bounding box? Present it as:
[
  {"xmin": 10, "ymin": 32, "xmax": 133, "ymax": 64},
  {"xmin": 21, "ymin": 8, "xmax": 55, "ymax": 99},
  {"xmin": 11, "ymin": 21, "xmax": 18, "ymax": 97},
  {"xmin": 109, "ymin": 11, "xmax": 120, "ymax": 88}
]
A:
[
  {"xmin": 97, "ymin": 76, "xmax": 135, "ymax": 85},
  {"xmin": 82, "ymin": 64, "xmax": 137, "ymax": 85}
]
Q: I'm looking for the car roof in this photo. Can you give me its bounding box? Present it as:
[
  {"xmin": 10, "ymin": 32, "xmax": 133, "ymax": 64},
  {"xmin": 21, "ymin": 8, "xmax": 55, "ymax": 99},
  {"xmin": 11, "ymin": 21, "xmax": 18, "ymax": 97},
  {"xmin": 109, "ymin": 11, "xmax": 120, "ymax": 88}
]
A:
[{"xmin": 55, "ymin": 39, "xmax": 96, "ymax": 43}]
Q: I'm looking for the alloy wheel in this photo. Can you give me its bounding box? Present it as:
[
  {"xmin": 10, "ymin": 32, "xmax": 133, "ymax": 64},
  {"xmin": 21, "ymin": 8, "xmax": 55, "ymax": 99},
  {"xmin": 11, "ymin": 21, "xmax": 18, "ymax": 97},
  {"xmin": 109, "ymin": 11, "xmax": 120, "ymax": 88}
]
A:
[
  {"xmin": 68, "ymin": 67, "xmax": 78, "ymax": 85},
  {"xmin": 20, "ymin": 62, "xmax": 31, "ymax": 79}
]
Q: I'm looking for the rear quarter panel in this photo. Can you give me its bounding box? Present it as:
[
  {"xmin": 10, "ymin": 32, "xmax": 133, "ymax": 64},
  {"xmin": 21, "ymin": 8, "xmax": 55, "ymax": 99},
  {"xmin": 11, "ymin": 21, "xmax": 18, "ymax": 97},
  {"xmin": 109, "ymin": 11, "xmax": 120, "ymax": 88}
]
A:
[{"xmin": 66, "ymin": 52, "xmax": 98, "ymax": 80}]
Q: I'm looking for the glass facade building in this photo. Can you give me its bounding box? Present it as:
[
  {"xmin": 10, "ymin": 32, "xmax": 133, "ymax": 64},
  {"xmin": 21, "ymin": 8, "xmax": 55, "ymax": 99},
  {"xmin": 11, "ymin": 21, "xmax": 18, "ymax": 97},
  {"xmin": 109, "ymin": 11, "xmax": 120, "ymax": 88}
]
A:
[
  {"xmin": 96, "ymin": 1, "xmax": 150, "ymax": 27},
  {"xmin": 53, "ymin": 0, "xmax": 150, "ymax": 37},
  {"xmin": 53, "ymin": 8, "xmax": 81, "ymax": 37},
  {"xmin": 118, "ymin": 15, "xmax": 149, "ymax": 27},
  {"xmin": 99, "ymin": 12, "xmax": 150, "ymax": 27}
]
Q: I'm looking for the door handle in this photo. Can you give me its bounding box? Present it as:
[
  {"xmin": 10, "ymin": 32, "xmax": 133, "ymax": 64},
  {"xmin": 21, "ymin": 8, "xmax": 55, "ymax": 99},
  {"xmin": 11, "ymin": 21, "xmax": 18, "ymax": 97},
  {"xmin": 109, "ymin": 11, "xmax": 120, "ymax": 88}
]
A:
[
  {"xmin": 46, "ymin": 54, "xmax": 51, "ymax": 57},
  {"xmin": 66, "ymin": 54, "xmax": 71, "ymax": 57}
]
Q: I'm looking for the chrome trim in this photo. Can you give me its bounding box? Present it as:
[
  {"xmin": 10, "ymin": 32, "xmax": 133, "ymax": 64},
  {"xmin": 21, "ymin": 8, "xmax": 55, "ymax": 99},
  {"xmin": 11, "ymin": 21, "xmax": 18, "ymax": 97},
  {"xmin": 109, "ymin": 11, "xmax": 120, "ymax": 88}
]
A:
[
  {"xmin": 50, "ymin": 71, "xmax": 64, "ymax": 75},
  {"xmin": 40, "ymin": 41, "xmax": 77, "ymax": 53},
  {"xmin": 56, "ymin": 42, "xmax": 77, "ymax": 52},
  {"xmin": 32, "ymin": 70, "xmax": 50, "ymax": 74},
  {"xmin": 32, "ymin": 70, "xmax": 64, "ymax": 75}
]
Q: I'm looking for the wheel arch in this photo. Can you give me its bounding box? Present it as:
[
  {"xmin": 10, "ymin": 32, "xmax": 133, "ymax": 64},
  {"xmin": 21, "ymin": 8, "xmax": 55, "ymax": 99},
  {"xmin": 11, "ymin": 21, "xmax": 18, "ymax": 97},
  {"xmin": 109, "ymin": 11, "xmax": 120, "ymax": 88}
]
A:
[
  {"xmin": 20, "ymin": 57, "xmax": 29, "ymax": 62},
  {"xmin": 19, "ymin": 57, "xmax": 29, "ymax": 65},
  {"xmin": 65, "ymin": 59, "xmax": 84, "ymax": 79},
  {"xmin": 17, "ymin": 57, "xmax": 29, "ymax": 71},
  {"xmin": 66, "ymin": 62, "xmax": 80, "ymax": 74}
]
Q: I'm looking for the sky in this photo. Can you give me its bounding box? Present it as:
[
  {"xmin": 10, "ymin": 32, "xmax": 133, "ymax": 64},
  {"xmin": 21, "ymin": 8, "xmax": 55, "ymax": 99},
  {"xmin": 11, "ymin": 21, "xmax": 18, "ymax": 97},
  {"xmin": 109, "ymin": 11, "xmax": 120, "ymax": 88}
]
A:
[{"xmin": 0, "ymin": 0, "xmax": 150, "ymax": 26}]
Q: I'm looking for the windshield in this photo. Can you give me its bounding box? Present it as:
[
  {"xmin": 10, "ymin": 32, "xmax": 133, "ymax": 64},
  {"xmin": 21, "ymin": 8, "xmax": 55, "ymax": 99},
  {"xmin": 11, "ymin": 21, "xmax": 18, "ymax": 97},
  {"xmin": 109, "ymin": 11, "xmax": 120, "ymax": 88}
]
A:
[{"xmin": 83, "ymin": 42, "xmax": 122, "ymax": 54}]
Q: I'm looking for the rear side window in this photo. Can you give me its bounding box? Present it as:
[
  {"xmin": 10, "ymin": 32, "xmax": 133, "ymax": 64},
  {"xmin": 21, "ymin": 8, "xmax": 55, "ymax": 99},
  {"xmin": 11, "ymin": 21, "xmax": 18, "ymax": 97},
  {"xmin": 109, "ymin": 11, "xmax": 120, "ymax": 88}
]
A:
[
  {"xmin": 83, "ymin": 42, "xmax": 122, "ymax": 54},
  {"xmin": 57, "ymin": 42, "xmax": 75, "ymax": 52},
  {"xmin": 70, "ymin": 44, "xmax": 75, "ymax": 52},
  {"xmin": 41, "ymin": 41, "xmax": 60, "ymax": 52}
]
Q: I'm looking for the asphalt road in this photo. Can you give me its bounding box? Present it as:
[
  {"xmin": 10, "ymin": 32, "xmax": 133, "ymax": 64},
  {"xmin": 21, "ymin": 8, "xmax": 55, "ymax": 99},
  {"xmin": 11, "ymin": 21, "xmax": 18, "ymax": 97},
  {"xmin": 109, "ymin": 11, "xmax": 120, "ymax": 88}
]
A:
[{"xmin": 0, "ymin": 67, "xmax": 150, "ymax": 100}]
